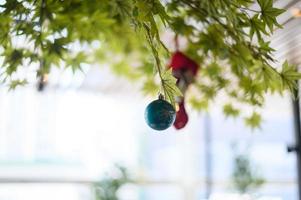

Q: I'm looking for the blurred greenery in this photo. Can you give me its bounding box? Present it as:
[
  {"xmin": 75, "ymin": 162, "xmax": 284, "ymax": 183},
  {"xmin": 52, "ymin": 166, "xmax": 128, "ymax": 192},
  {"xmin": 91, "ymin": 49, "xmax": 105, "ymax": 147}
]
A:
[
  {"xmin": 232, "ymin": 145, "xmax": 265, "ymax": 194},
  {"xmin": 0, "ymin": 0, "xmax": 299, "ymax": 127},
  {"xmin": 94, "ymin": 165, "xmax": 129, "ymax": 200}
]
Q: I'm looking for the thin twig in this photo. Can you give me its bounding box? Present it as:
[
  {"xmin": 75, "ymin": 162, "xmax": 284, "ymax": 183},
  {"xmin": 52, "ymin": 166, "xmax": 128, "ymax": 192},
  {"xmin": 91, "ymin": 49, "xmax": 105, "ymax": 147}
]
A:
[{"xmin": 143, "ymin": 23, "xmax": 167, "ymax": 99}]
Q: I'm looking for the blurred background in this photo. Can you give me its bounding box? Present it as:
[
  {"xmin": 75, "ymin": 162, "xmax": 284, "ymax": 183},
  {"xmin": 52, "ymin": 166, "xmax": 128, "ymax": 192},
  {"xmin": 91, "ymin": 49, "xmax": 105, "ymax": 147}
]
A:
[
  {"xmin": 1, "ymin": 0, "xmax": 301, "ymax": 200},
  {"xmin": 0, "ymin": 64, "xmax": 298, "ymax": 200}
]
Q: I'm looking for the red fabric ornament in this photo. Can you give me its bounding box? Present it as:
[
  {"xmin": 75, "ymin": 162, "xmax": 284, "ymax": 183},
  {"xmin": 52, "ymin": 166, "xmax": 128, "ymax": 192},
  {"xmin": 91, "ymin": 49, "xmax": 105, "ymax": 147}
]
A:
[
  {"xmin": 169, "ymin": 51, "xmax": 199, "ymax": 130},
  {"xmin": 174, "ymin": 100, "xmax": 188, "ymax": 130},
  {"xmin": 169, "ymin": 51, "xmax": 199, "ymax": 76}
]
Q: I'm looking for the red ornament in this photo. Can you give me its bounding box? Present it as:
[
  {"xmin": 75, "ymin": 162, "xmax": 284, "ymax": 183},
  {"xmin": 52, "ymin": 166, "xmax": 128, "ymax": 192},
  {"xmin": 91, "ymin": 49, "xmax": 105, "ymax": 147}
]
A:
[
  {"xmin": 174, "ymin": 100, "xmax": 188, "ymax": 130},
  {"xmin": 169, "ymin": 51, "xmax": 199, "ymax": 130},
  {"xmin": 169, "ymin": 51, "xmax": 198, "ymax": 76}
]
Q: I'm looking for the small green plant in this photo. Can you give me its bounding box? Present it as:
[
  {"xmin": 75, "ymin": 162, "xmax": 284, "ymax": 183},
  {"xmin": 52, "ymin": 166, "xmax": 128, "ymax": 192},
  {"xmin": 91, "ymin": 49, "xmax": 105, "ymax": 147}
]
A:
[
  {"xmin": 232, "ymin": 153, "xmax": 265, "ymax": 194},
  {"xmin": 94, "ymin": 166, "xmax": 129, "ymax": 200}
]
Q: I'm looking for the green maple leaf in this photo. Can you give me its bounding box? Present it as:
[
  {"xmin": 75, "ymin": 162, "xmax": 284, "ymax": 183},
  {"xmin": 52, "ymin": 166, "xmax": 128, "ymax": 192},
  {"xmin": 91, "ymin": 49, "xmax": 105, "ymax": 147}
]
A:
[
  {"xmin": 223, "ymin": 104, "xmax": 240, "ymax": 117},
  {"xmin": 8, "ymin": 79, "xmax": 28, "ymax": 91},
  {"xmin": 161, "ymin": 69, "xmax": 182, "ymax": 107},
  {"xmin": 257, "ymin": 0, "xmax": 285, "ymax": 32},
  {"xmin": 249, "ymin": 14, "xmax": 268, "ymax": 39},
  {"xmin": 189, "ymin": 97, "xmax": 209, "ymax": 111},
  {"xmin": 244, "ymin": 112, "xmax": 262, "ymax": 129},
  {"xmin": 280, "ymin": 61, "xmax": 301, "ymax": 93}
]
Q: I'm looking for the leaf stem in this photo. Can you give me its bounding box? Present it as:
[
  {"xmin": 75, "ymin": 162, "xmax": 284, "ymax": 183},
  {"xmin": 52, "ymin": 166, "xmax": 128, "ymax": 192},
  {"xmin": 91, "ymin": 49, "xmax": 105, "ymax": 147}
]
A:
[{"xmin": 230, "ymin": 2, "xmax": 261, "ymax": 14}]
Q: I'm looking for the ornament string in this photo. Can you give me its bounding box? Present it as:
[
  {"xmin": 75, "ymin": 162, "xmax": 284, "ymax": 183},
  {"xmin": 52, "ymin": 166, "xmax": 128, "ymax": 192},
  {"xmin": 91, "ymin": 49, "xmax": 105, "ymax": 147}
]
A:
[{"xmin": 174, "ymin": 34, "xmax": 179, "ymax": 51}]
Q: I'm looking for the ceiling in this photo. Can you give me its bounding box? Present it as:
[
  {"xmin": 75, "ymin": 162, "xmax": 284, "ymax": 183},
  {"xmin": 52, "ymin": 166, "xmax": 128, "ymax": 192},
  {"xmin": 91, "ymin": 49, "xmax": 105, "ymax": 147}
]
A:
[{"xmin": 272, "ymin": 0, "xmax": 301, "ymax": 65}]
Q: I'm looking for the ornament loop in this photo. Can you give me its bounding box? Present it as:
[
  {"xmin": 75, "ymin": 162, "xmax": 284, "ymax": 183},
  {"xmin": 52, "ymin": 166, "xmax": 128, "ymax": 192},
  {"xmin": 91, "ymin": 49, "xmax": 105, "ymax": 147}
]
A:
[{"xmin": 158, "ymin": 93, "xmax": 164, "ymax": 100}]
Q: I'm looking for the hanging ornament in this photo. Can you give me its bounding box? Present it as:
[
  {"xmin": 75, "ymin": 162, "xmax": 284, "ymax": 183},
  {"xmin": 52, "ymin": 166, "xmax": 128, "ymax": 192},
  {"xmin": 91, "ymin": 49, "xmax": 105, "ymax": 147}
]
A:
[
  {"xmin": 173, "ymin": 100, "xmax": 188, "ymax": 129},
  {"xmin": 169, "ymin": 39, "xmax": 199, "ymax": 129},
  {"xmin": 145, "ymin": 94, "xmax": 176, "ymax": 131}
]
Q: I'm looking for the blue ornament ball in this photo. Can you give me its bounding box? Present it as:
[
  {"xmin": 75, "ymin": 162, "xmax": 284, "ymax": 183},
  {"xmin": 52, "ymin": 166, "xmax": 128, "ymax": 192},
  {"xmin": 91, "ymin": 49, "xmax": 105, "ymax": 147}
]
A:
[{"xmin": 145, "ymin": 98, "xmax": 176, "ymax": 131}]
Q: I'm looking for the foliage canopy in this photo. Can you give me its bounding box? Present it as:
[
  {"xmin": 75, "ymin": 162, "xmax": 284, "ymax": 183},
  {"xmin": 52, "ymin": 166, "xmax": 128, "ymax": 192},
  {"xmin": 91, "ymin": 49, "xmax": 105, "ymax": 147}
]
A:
[{"xmin": 0, "ymin": 0, "xmax": 299, "ymax": 127}]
